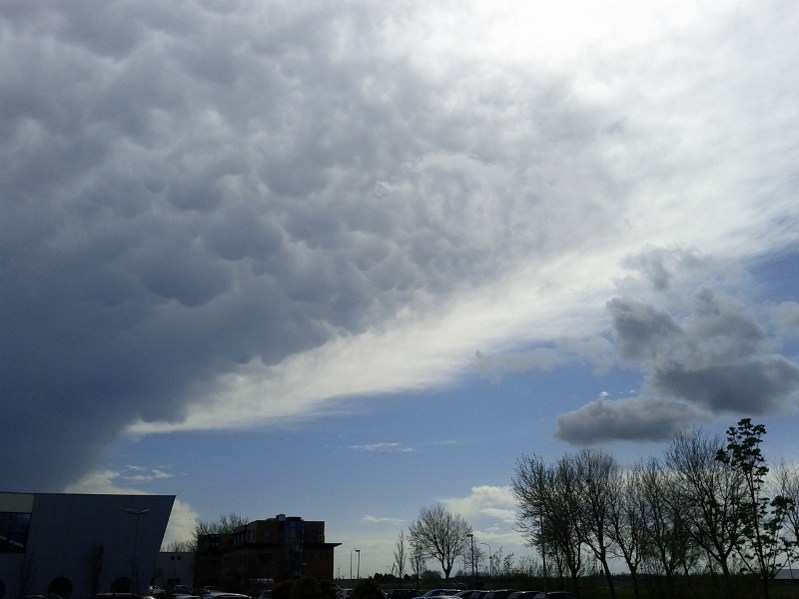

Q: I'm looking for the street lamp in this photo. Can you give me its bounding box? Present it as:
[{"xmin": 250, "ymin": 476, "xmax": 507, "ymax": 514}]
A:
[
  {"xmin": 350, "ymin": 548, "xmax": 358, "ymax": 580},
  {"xmin": 126, "ymin": 508, "xmax": 150, "ymax": 594},
  {"xmin": 356, "ymin": 549, "xmax": 361, "ymax": 579},
  {"xmin": 480, "ymin": 542, "xmax": 492, "ymax": 577}
]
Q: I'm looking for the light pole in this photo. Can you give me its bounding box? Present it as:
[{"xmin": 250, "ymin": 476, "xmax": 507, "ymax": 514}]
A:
[
  {"xmin": 466, "ymin": 533, "xmax": 475, "ymax": 583},
  {"xmin": 350, "ymin": 548, "xmax": 358, "ymax": 580},
  {"xmin": 480, "ymin": 542, "xmax": 492, "ymax": 577},
  {"xmin": 126, "ymin": 508, "xmax": 150, "ymax": 594},
  {"xmin": 356, "ymin": 549, "xmax": 361, "ymax": 579}
]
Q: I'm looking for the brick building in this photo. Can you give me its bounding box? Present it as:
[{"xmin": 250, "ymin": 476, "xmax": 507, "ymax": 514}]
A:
[{"xmin": 195, "ymin": 514, "xmax": 339, "ymax": 590}]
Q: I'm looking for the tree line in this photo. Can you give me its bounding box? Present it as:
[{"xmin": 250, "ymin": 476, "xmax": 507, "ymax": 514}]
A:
[
  {"xmin": 399, "ymin": 419, "xmax": 799, "ymax": 599},
  {"xmin": 510, "ymin": 419, "xmax": 799, "ymax": 599}
]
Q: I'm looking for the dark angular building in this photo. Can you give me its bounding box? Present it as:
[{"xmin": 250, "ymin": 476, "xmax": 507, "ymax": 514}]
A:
[
  {"xmin": 195, "ymin": 514, "xmax": 339, "ymax": 590},
  {"xmin": 0, "ymin": 492, "xmax": 174, "ymax": 599}
]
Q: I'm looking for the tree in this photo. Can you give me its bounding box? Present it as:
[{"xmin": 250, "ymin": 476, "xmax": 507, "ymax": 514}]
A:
[
  {"xmin": 409, "ymin": 537, "xmax": 426, "ymax": 588},
  {"xmin": 607, "ymin": 467, "xmax": 647, "ymax": 599},
  {"xmin": 666, "ymin": 428, "xmax": 746, "ymax": 598},
  {"xmin": 637, "ymin": 457, "xmax": 693, "ymax": 599},
  {"xmin": 512, "ymin": 454, "xmax": 584, "ymax": 593},
  {"xmin": 194, "ymin": 512, "xmax": 249, "ymax": 547},
  {"xmin": 290, "ymin": 576, "xmax": 321, "ymax": 599},
  {"xmin": 394, "ymin": 529, "xmax": 408, "ymax": 584},
  {"xmin": 408, "ymin": 504, "xmax": 471, "ymax": 580},
  {"xmin": 716, "ymin": 418, "xmax": 790, "ymax": 599},
  {"xmin": 351, "ymin": 579, "xmax": 385, "ymax": 599},
  {"xmin": 575, "ymin": 448, "xmax": 620, "ymax": 599}
]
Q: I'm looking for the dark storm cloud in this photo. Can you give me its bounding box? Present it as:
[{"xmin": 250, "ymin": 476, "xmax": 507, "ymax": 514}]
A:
[
  {"xmin": 556, "ymin": 250, "xmax": 799, "ymax": 445},
  {"xmin": 2, "ymin": 1, "xmax": 625, "ymax": 488}
]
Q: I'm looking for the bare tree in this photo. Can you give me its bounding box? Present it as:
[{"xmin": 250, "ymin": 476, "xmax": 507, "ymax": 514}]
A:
[
  {"xmin": 666, "ymin": 428, "xmax": 746, "ymax": 598},
  {"xmin": 575, "ymin": 448, "xmax": 619, "ymax": 599},
  {"xmin": 774, "ymin": 460, "xmax": 799, "ymax": 564},
  {"xmin": 607, "ymin": 466, "xmax": 647, "ymax": 599},
  {"xmin": 194, "ymin": 512, "xmax": 249, "ymax": 547},
  {"xmin": 408, "ymin": 504, "xmax": 471, "ymax": 580},
  {"xmin": 393, "ymin": 529, "xmax": 407, "ymax": 584},
  {"xmin": 637, "ymin": 457, "xmax": 693, "ymax": 599},
  {"xmin": 512, "ymin": 454, "xmax": 584, "ymax": 593}
]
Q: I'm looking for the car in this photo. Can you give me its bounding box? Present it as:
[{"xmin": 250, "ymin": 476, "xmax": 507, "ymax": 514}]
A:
[
  {"xmin": 456, "ymin": 592, "xmax": 485, "ymax": 599},
  {"xmin": 336, "ymin": 589, "xmax": 353, "ymax": 599},
  {"xmin": 172, "ymin": 587, "xmax": 195, "ymax": 595},
  {"xmin": 414, "ymin": 590, "xmax": 460, "ymax": 599},
  {"xmin": 508, "ymin": 592, "xmax": 544, "ymax": 599},
  {"xmin": 386, "ymin": 591, "xmax": 419, "ymax": 599},
  {"xmin": 530, "ymin": 593, "xmax": 576, "ymax": 599},
  {"xmin": 482, "ymin": 590, "xmax": 519, "ymax": 599}
]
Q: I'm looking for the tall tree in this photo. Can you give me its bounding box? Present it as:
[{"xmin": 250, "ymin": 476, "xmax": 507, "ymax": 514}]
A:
[
  {"xmin": 666, "ymin": 428, "xmax": 746, "ymax": 598},
  {"xmin": 408, "ymin": 504, "xmax": 471, "ymax": 580},
  {"xmin": 638, "ymin": 457, "xmax": 693, "ymax": 599},
  {"xmin": 393, "ymin": 529, "xmax": 408, "ymax": 584},
  {"xmin": 575, "ymin": 448, "xmax": 619, "ymax": 599},
  {"xmin": 512, "ymin": 454, "xmax": 584, "ymax": 593},
  {"xmin": 607, "ymin": 467, "xmax": 647, "ymax": 599},
  {"xmin": 716, "ymin": 418, "xmax": 790, "ymax": 599}
]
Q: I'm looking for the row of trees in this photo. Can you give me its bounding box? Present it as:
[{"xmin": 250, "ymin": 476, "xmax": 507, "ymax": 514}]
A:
[{"xmin": 511, "ymin": 419, "xmax": 799, "ymax": 599}]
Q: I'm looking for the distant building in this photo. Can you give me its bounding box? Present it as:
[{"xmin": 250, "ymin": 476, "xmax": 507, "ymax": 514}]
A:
[
  {"xmin": 0, "ymin": 492, "xmax": 174, "ymax": 599},
  {"xmin": 155, "ymin": 551, "xmax": 196, "ymax": 590},
  {"xmin": 194, "ymin": 514, "xmax": 340, "ymax": 590}
]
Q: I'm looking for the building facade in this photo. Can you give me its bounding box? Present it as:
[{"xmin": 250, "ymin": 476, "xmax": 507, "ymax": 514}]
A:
[
  {"xmin": 0, "ymin": 492, "xmax": 174, "ymax": 599},
  {"xmin": 195, "ymin": 515, "xmax": 339, "ymax": 591}
]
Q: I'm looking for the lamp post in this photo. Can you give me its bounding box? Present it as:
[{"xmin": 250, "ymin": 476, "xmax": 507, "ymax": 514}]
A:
[
  {"xmin": 350, "ymin": 548, "xmax": 358, "ymax": 580},
  {"xmin": 126, "ymin": 508, "xmax": 150, "ymax": 594},
  {"xmin": 466, "ymin": 533, "xmax": 475, "ymax": 583},
  {"xmin": 356, "ymin": 549, "xmax": 361, "ymax": 579},
  {"xmin": 480, "ymin": 542, "xmax": 492, "ymax": 577}
]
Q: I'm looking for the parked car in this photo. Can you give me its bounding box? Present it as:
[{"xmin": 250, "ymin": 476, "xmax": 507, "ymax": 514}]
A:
[
  {"xmin": 508, "ymin": 592, "xmax": 543, "ymax": 599},
  {"xmin": 482, "ymin": 590, "xmax": 519, "ymax": 599},
  {"xmin": 386, "ymin": 590, "xmax": 419, "ymax": 599},
  {"xmin": 531, "ymin": 593, "xmax": 576, "ymax": 599},
  {"xmin": 172, "ymin": 587, "xmax": 195, "ymax": 595},
  {"xmin": 414, "ymin": 590, "xmax": 460, "ymax": 599}
]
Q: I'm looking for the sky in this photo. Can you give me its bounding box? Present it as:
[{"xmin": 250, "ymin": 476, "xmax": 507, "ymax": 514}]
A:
[{"xmin": 3, "ymin": 0, "xmax": 799, "ymax": 581}]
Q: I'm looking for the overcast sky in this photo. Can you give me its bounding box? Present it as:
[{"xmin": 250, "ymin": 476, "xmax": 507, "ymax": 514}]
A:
[{"xmin": 3, "ymin": 0, "xmax": 799, "ymax": 579}]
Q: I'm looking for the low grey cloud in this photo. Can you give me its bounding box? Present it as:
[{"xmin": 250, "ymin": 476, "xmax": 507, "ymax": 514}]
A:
[
  {"xmin": 557, "ymin": 249, "xmax": 799, "ymax": 445},
  {"xmin": 556, "ymin": 395, "xmax": 710, "ymax": 445}
]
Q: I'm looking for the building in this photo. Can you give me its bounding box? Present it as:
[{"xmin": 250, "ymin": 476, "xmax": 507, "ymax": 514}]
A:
[
  {"xmin": 195, "ymin": 515, "xmax": 340, "ymax": 590},
  {"xmin": 155, "ymin": 551, "xmax": 196, "ymax": 590},
  {"xmin": 0, "ymin": 492, "xmax": 174, "ymax": 599}
]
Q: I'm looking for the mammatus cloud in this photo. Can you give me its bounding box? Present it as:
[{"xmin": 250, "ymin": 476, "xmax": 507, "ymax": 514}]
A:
[
  {"xmin": 2, "ymin": 0, "xmax": 799, "ymax": 491},
  {"xmin": 556, "ymin": 250, "xmax": 799, "ymax": 445}
]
